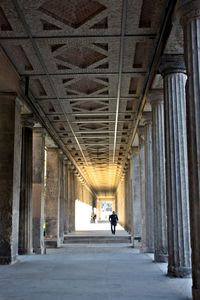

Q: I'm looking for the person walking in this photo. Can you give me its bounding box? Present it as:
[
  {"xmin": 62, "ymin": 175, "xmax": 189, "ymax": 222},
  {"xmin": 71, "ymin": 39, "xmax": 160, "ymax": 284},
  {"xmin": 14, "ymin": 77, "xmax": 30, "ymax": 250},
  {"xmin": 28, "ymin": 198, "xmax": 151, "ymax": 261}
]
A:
[{"xmin": 109, "ymin": 211, "xmax": 119, "ymax": 235}]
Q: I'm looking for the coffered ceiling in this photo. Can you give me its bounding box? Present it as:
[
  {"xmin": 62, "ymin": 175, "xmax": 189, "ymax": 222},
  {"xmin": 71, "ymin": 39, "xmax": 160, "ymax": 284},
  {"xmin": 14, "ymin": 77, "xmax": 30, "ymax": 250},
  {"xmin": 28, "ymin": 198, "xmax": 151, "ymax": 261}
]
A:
[{"xmin": 0, "ymin": 0, "xmax": 176, "ymax": 195}]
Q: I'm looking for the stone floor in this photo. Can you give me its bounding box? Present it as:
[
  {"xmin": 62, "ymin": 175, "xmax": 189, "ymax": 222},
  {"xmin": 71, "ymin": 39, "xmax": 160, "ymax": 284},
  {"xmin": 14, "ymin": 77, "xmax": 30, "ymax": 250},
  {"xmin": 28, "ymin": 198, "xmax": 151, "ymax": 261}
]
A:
[{"xmin": 0, "ymin": 225, "xmax": 192, "ymax": 300}]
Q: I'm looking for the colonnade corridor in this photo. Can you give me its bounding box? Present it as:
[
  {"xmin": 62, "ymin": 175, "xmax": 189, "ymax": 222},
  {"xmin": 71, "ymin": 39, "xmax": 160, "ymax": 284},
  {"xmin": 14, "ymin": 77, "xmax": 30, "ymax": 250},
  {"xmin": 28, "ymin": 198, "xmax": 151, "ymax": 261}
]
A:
[
  {"xmin": 0, "ymin": 240, "xmax": 192, "ymax": 300},
  {"xmin": 1, "ymin": 1, "xmax": 200, "ymax": 299}
]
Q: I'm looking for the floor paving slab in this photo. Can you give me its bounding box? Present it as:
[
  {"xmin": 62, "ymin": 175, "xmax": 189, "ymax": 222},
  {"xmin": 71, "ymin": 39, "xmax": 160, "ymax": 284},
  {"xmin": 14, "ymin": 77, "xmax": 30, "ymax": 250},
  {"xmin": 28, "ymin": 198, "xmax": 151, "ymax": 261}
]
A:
[{"xmin": 0, "ymin": 242, "xmax": 192, "ymax": 300}]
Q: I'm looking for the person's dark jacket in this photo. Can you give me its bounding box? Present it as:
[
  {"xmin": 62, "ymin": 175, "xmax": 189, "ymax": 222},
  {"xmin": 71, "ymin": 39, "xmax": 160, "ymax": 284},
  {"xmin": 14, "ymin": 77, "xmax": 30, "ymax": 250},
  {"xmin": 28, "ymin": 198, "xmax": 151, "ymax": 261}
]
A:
[{"xmin": 109, "ymin": 213, "xmax": 118, "ymax": 225}]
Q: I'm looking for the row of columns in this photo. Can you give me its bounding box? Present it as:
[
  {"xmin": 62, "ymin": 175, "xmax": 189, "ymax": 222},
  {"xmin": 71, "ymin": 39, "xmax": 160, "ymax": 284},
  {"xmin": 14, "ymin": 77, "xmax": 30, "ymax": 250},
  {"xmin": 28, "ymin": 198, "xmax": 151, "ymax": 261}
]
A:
[
  {"xmin": 135, "ymin": 57, "xmax": 191, "ymax": 273},
  {"xmin": 0, "ymin": 100, "xmax": 82, "ymax": 263},
  {"xmin": 129, "ymin": 1, "xmax": 200, "ymax": 298}
]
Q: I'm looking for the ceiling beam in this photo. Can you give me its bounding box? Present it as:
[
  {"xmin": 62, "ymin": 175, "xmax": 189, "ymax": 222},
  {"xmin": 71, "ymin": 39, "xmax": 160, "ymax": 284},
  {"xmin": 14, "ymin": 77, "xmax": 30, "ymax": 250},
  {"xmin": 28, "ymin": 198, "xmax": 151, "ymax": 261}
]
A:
[{"xmin": 113, "ymin": 0, "xmax": 127, "ymax": 163}]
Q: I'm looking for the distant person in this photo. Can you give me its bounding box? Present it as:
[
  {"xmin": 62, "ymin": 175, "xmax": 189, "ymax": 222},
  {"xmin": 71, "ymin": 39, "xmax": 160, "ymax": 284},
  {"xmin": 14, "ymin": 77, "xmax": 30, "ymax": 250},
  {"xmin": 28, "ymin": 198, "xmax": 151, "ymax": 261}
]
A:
[
  {"xmin": 93, "ymin": 214, "xmax": 97, "ymax": 223},
  {"xmin": 90, "ymin": 212, "xmax": 97, "ymax": 223},
  {"xmin": 109, "ymin": 211, "xmax": 119, "ymax": 235},
  {"xmin": 90, "ymin": 212, "xmax": 94, "ymax": 223}
]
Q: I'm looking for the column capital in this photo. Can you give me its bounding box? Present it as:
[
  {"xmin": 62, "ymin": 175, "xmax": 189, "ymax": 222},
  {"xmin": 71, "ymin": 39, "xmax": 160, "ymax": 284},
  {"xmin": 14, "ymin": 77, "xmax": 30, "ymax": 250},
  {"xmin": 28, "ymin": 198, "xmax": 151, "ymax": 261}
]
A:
[
  {"xmin": 70, "ymin": 164, "xmax": 75, "ymax": 171},
  {"xmin": 21, "ymin": 114, "xmax": 35, "ymax": 128},
  {"xmin": 137, "ymin": 126, "xmax": 145, "ymax": 137},
  {"xmin": 159, "ymin": 55, "xmax": 186, "ymax": 76},
  {"xmin": 0, "ymin": 92, "xmax": 18, "ymax": 102},
  {"xmin": 138, "ymin": 126, "xmax": 145, "ymax": 146},
  {"xmin": 127, "ymin": 149, "xmax": 133, "ymax": 159},
  {"xmin": 66, "ymin": 160, "xmax": 72, "ymax": 166},
  {"xmin": 131, "ymin": 146, "xmax": 140, "ymax": 155},
  {"xmin": 58, "ymin": 150, "xmax": 65, "ymax": 160},
  {"xmin": 148, "ymin": 89, "xmax": 164, "ymax": 105},
  {"xmin": 33, "ymin": 125, "xmax": 46, "ymax": 134},
  {"xmin": 143, "ymin": 118, "xmax": 152, "ymax": 127},
  {"xmin": 64, "ymin": 157, "xmax": 69, "ymax": 165},
  {"xmin": 177, "ymin": 0, "xmax": 200, "ymax": 25},
  {"xmin": 141, "ymin": 112, "xmax": 152, "ymax": 126}
]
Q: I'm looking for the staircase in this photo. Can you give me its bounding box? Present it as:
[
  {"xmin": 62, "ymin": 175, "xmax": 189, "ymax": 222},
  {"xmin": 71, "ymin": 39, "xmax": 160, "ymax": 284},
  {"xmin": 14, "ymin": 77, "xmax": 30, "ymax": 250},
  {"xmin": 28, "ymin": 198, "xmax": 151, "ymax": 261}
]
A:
[{"xmin": 64, "ymin": 230, "xmax": 131, "ymax": 244}]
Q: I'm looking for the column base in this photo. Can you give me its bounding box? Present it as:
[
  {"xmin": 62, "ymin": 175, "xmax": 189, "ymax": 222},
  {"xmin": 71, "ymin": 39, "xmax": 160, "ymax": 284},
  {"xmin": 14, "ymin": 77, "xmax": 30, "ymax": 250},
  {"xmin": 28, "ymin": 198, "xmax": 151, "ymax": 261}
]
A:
[
  {"xmin": 168, "ymin": 265, "xmax": 191, "ymax": 278},
  {"xmin": 33, "ymin": 247, "xmax": 46, "ymax": 255},
  {"xmin": 192, "ymin": 287, "xmax": 200, "ymax": 300},
  {"xmin": 140, "ymin": 247, "xmax": 154, "ymax": 253},
  {"xmin": 45, "ymin": 239, "xmax": 59, "ymax": 248},
  {"xmin": 154, "ymin": 253, "xmax": 168, "ymax": 263},
  {"xmin": 18, "ymin": 248, "xmax": 33, "ymax": 255},
  {"xmin": 0, "ymin": 255, "xmax": 17, "ymax": 265}
]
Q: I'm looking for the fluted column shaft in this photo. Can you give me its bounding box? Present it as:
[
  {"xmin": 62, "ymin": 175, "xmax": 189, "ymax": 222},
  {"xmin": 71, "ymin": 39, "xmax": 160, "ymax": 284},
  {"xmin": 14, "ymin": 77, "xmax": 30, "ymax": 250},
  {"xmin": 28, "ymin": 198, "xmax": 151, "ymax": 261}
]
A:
[
  {"xmin": 67, "ymin": 165, "xmax": 75, "ymax": 232},
  {"xmin": 138, "ymin": 129, "xmax": 147, "ymax": 252},
  {"xmin": 18, "ymin": 115, "xmax": 34, "ymax": 255},
  {"xmin": 144, "ymin": 121, "xmax": 154, "ymax": 253},
  {"xmin": 150, "ymin": 92, "xmax": 168, "ymax": 262},
  {"xmin": 132, "ymin": 147, "xmax": 142, "ymax": 247},
  {"xmin": 161, "ymin": 56, "xmax": 191, "ymax": 277},
  {"xmin": 178, "ymin": 1, "xmax": 200, "ymax": 297},
  {"xmin": 125, "ymin": 164, "xmax": 132, "ymax": 233},
  {"xmin": 0, "ymin": 94, "xmax": 21, "ymax": 264},
  {"xmin": 45, "ymin": 148, "xmax": 61, "ymax": 247},
  {"xmin": 128, "ymin": 159, "xmax": 134, "ymax": 236},
  {"xmin": 71, "ymin": 171, "xmax": 76, "ymax": 232},
  {"xmin": 59, "ymin": 154, "xmax": 65, "ymax": 243},
  {"xmin": 64, "ymin": 160, "xmax": 69, "ymax": 233},
  {"xmin": 32, "ymin": 127, "xmax": 45, "ymax": 254}
]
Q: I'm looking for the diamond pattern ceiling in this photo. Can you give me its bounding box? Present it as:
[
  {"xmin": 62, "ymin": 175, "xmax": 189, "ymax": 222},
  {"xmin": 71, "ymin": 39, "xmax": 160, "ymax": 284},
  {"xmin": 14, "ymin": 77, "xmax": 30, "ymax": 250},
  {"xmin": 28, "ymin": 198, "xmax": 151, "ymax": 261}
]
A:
[{"xmin": 0, "ymin": 0, "xmax": 168, "ymax": 195}]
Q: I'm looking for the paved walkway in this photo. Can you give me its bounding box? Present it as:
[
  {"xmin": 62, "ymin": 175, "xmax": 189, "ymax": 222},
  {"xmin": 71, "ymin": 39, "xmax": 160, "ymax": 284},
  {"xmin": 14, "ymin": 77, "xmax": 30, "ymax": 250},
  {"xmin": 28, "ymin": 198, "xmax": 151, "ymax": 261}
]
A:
[
  {"xmin": 71, "ymin": 221, "xmax": 130, "ymax": 236},
  {"xmin": 0, "ymin": 225, "xmax": 192, "ymax": 300}
]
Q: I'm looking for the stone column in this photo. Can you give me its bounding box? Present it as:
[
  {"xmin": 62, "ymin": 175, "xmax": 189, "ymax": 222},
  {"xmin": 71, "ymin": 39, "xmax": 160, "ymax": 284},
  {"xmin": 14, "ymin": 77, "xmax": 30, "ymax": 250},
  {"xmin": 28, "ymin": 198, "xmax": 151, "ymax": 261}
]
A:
[
  {"xmin": 0, "ymin": 93, "xmax": 21, "ymax": 264},
  {"xmin": 178, "ymin": 1, "xmax": 200, "ymax": 297},
  {"xmin": 128, "ymin": 159, "xmax": 133, "ymax": 236},
  {"xmin": 160, "ymin": 55, "xmax": 191, "ymax": 277},
  {"xmin": 70, "ymin": 168, "xmax": 76, "ymax": 232},
  {"xmin": 66, "ymin": 160, "xmax": 73, "ymax": 233},
  {"xmin": 59, "ymin": 153, "xmax": 65, "ymax": 243},
  {"xmin": 97, "ymin": 199, "xmax": 101, "ymax": 221},
  {"xmin": 132, "ymin": 147, "xmax": 142, "ymax": 247},
  {"xmin": 32, "ymin": 127, "xmax": 45, "ymax": 254},
  {"xmin": 143, "ymin": 119, "xmax": 154, "ymax": 253},
  {"xmin": 138, "ymin": 127, "xmax": 147, "ymax": 252},
  {"xmin": 45, "ymin": 147, "xmax": 61, "ymax": 247},
  {"xmin": 149, "ymin": 90, "xmax": 168, "ymax": 263},
  {"xmin": 66, "ymin": 162, "xmax": 75, "ymax": 232},
  {"xmin": 67, "ymin": 163, "xmax": 73, "ymax": 232},
  {"xmin": 64, "ymin": 158, "xmax": 69, "ymax": 234},
  {"xmin": 18, "ymin": 114, "xmax": 34, "ymax": 255},
  {"xmin": 125, "ymin": 163, "xmax": 132, "ymax": 233}
]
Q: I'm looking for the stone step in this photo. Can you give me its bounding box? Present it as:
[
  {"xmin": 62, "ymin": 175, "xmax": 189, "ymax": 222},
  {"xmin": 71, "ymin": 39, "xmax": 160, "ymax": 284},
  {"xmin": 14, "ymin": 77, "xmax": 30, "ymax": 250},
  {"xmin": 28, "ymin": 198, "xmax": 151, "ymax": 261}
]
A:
[{"xmin": 63, "ymin": 235, "xmax": 131, "ymax": 244}]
